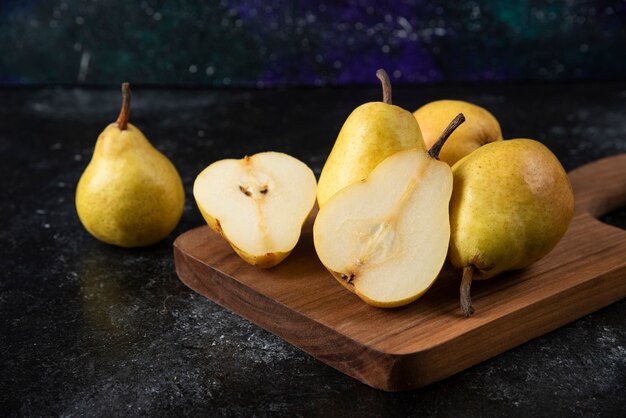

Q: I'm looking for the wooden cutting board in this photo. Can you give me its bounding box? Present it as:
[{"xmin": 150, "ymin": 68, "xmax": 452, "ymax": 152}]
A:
[{"xmin": 173, "ymin": 154, "xmax": 626, "ymax": 391}]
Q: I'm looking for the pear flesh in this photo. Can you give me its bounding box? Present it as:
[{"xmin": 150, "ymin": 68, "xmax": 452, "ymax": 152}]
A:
[
  {"xmin": 414, "ymin": 100, "xmax": 502, "ymax": 166},
  {"xmin": 194, "ymin": 152, "xmax": 316, "ymax": 268},
  {"xmin": 449, "ymin": 139, "xmax": 575, "ymax": 315},
  {"xmin": 314, "ymin": 149, "xmax": 453, "ymax": 307},
  {"xmin": 316, "ymin": 69, "xmax": 425, "ymax": 207},
  {"xmin": 76, "ymin": 83, "xmax": 185, "ymax": 248}
]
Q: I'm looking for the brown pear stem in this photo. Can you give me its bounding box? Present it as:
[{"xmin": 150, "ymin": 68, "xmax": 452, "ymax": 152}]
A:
[
  {"xmin": 428, "ymin": 113, "xmax": 466, "ymax": 159},
  {"xmin": 460, "ymin": 266, "xmax": 475, "ymax": 317},
  {"xmin": 375, "ymin": 69, "xmax": 392, "ymax": 104},
  {"xmin": 116, "ymin": 82, "xmax": 131, "ymax": 130}
]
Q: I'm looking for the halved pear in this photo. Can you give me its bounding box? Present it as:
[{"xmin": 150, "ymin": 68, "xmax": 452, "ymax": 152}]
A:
[
  {"xmin": 313, "ymin": 115, "xmax": 464, "ymax": 307},
  {"xmin": 193, "ymin": 152, "xmax": 317, "ymax": 268}
]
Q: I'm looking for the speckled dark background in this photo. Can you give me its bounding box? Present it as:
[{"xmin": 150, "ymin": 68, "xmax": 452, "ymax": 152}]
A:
[
  {"xmin": 1, "ymin": 83, "xmax": 625, "ymax": 416},
  {"xmin": 1, "ymin": 0, "xmax": 626, "ymax": 85},
  {"xmin": 1, "ymin": 1, "xmax": 626, "ymax": 415}
]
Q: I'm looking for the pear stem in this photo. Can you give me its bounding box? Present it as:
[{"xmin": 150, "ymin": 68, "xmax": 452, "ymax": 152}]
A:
[
  {"xmin": 116, "ymin": 82, "xmax": 131, "ymax": 130},
  {"xmin": 460, "ymin": 265, "xmax": 475, "ymax": 317},
  {"xmin": 375, "ymin": 69, "xmax": 392, "ymax": 104},
  {"xmin": 428, "ymin": 113, "xmax": 466, "ymax": 159}
]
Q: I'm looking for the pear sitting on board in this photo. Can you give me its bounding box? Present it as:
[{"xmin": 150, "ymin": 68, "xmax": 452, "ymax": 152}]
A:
[
  {"xmin": 194, "ymin": 152, "xmax": 317, "ymax": 268},
  {"xmin": 449, "ymin": 139, "xmax": 575, "ymax": 316},
  {"xmin": 314, "ymin": 114, "xmax": 465, "ymax": 307}
]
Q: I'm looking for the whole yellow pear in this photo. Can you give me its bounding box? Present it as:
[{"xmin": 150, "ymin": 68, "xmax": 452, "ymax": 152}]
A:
[
  {"xmin": 449, "ymin": 139, "xmax": 574, "ymax": 316},
  {"xmin": 316, "ymin": 69, "xmax": 425, "ymax": 206},
  {"xmin": 76, "ymin": 83, "xmax": 185, "ymax": 247},
  {"xmin": 413, "ymin": 100, "xmax": 502, "ymax": 166}
]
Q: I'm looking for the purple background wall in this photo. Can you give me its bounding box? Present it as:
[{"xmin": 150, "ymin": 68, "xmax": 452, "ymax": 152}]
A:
[{"xmin": 1, "ymin": 0, "xmax": 625, "ymax": 85}]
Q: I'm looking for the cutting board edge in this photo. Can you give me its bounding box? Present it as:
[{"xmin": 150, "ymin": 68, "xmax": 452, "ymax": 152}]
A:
[
  {"xmin": 173, "ymin": 234, "xmax": 626, "ymax": 391},
  {"xmin": 410, "ymin": 265, "xmax": 626, "ymax": 390},
  {"xmin": 174, "ymin": 238, "xmax": 409, "ymax": 390}
]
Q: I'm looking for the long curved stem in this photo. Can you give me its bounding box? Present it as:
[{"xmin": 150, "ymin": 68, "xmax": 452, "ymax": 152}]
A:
[
  {"xmin": 116, "ymin": 82, "xmax": 131, "ymax": 130},
  {"xmin": 460, "ymin": 265, "xmax": 475, "ymax": 317},
  {"xmin": 428, "ymin": 113, "xmax": 465, "ymax": 159}
]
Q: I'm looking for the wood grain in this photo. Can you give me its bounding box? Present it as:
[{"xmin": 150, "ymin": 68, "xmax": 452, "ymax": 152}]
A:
[{"xmin": 174, "ymin": 154, "xmax": 626, "ymax": 391}]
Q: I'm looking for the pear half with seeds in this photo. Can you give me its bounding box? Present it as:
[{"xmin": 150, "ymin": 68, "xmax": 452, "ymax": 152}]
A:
[
  {"xmin": 194, "ymin": 152, "xmax": 317, "ymax": 268},
  {"xmin": 314, "ymin": 115, "xmax": 465, "ymax": 307}
]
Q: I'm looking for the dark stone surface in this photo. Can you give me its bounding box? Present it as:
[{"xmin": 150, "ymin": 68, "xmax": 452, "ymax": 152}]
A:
[{"xmin": 0, "ymin": 84, "xmax": 625, "ymax": 417}]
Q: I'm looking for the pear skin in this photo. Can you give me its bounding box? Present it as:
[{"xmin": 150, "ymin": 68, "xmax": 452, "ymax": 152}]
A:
[
  {"xmin": 414, "ymin": 100, "xmax": 502, "ymax": 166},
  {"xmin": 196, "ymin": 202, "xmax": 291, "ymax": 268},
  {"xmin": 76, "ymin": 83, "xmax": 185, "ymax": 247},
  {"xmin": 317, "ymin": 69, "xmax": 425, "ymax": 206},
  {"xmin": 448, "ymin": 139, "xmax": 574, "ymax": 316}
]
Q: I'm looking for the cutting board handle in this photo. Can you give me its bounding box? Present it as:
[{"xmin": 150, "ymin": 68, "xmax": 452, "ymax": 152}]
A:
[{"xmin": 568, "ymin": 153, "xmax": 626, "ymax": 218}]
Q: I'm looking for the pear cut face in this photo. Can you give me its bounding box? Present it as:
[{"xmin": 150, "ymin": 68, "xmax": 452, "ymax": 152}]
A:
[
  {"xmin": 194, "ymin": 152, "xmax": 317, "ymax": 264},
  {"xmin": 313, "ymin": 149, "xmax": 452, "ymax": 307}
]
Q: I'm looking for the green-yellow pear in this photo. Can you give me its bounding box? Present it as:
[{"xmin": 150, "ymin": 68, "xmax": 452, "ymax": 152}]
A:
[
  {"xmin": 414, "ymin": 100, "xmax": 502, "ymax": 166},
  {"xmin": 76, "ymin": 83, "xmax": 185, "ymax": 247},
  {"xmin": 448, "ymin": 139, "xmax": 574, "ymax": 316},
  {"xmin": 316, "ymin": 69, "xmax": 425, "ymax": 206}
]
